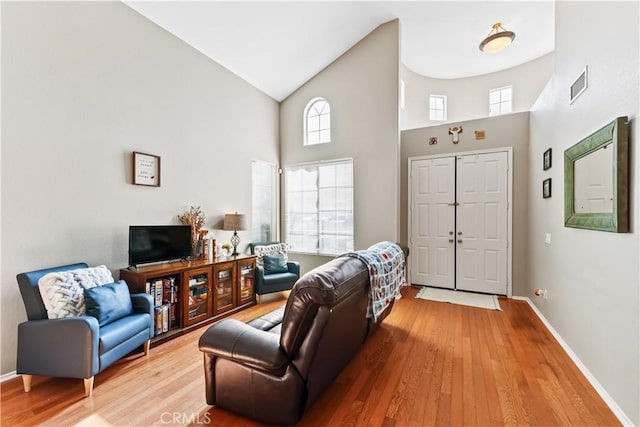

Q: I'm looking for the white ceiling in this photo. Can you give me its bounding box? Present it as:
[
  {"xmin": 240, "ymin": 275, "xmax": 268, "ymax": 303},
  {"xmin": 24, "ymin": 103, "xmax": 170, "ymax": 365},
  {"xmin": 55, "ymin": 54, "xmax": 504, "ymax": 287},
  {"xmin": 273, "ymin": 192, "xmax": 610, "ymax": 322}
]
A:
[{"xmin": 124, "ymin": 1, "xmax": 555, "ymax": 101}]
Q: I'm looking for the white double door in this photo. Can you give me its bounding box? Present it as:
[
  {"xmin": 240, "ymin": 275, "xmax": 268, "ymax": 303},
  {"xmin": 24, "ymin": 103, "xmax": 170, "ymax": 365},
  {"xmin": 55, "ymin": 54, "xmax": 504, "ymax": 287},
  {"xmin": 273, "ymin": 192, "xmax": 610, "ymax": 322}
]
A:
[{"xmin": 409, "ymin": 151, "xmax": 510, "ymax": 295}]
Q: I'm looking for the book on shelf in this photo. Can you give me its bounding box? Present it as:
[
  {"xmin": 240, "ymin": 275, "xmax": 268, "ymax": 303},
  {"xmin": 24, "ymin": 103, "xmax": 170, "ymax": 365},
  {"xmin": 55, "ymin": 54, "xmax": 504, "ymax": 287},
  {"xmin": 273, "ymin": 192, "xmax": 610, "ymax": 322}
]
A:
[
  {"xmin": 145, "ymin": 276, "xmax": 179, "ymax": 334},
  {"xmin": 154, "ymin": 306, "xmax": 163, "ymax": 336},
  {"xmin": 162, "ymin": 304, "xmax": 169, "ymax": 333}
]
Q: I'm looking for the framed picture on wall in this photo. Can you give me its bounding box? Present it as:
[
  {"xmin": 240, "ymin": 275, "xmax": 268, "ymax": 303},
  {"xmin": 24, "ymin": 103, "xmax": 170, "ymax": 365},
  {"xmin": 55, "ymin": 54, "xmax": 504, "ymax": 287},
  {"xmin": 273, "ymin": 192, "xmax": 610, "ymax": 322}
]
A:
[
  {"xmin": 542, "ymin": 148, "xmax": 551, "ymax": 170},
  {"xmin": 543, "ymin": 148, "xmax": 552, "ymax": 170},
  {"xmin": 543, "ymin": 178, "xmax": 552, "ymax": 199},
  {"xmin": 133, "ymin": 152, "xmax": 161, "ymax": 187}
]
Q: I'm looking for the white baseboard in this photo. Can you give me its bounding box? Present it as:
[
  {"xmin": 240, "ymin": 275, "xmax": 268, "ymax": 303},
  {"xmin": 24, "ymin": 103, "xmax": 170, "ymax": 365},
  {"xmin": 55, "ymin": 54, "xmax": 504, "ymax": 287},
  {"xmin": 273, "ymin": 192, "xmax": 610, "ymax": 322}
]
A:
[
  {"xmin": 512, "ymin": 296, "xmax": 634, "ymax": 427},
  {"xmin": 0, "ymin": 370, "xmax": 18, "ymax": 383}
]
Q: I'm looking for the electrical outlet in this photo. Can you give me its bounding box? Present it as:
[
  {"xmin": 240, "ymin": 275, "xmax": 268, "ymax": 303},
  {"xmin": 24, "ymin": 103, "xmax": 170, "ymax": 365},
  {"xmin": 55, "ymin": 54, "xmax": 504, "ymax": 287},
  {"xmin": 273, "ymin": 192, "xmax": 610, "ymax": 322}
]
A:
[
  {"xmin": 543, "ymin": 289, "xmax": 548, "ymax": 300},
  {"xmin": 544, "ymin": 233, "xmax": 551, "ymax": 244}
]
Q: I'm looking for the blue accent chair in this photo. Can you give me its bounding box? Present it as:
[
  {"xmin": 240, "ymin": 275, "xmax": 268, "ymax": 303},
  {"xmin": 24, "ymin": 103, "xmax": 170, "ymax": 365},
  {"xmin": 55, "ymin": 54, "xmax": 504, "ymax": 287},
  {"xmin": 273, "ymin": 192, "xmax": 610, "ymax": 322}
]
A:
[
  {"xmin": 249, "ymin": 242, "xmax": 300, "ymax": 303},
  {"xmin": 16, "ymin": 263, "xmax": 154, "ymax": 396}
]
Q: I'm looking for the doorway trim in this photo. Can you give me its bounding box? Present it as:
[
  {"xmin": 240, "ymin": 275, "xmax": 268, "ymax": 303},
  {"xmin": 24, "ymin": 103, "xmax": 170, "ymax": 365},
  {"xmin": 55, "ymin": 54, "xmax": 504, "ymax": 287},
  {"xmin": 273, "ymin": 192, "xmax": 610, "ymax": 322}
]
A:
[{"xmin": 408, "ymin": 147, "xmax": 513, "ymax": 297}]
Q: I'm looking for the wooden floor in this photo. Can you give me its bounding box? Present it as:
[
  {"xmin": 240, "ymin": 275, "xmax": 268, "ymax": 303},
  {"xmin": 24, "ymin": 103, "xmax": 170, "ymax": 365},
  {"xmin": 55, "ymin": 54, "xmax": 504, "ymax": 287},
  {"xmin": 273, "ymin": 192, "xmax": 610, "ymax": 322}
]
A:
[{"xmin": 1, "ymin": 287, "xmax": 619, "ymax": 426}]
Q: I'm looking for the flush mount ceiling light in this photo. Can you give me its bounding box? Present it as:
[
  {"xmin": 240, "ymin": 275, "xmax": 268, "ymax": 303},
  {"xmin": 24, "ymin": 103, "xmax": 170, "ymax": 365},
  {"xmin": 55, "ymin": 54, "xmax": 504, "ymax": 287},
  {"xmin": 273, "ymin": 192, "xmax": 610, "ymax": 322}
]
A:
[{"xmin": 479, "ymin": 22, "xmax": 516, "ymax": 54}]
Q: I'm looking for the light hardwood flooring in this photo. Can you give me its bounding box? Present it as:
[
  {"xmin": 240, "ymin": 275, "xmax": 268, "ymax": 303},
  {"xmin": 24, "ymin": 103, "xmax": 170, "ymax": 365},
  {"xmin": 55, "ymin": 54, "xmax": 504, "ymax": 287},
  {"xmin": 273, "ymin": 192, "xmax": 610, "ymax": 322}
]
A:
[{"xmin": 1, "ymin": 287, "xmax": 620, "ymax": 426}]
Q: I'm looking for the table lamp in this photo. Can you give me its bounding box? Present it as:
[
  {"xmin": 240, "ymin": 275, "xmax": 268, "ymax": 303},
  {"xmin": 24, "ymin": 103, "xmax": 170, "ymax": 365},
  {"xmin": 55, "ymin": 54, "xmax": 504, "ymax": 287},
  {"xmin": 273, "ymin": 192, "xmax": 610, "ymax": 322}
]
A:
[{"xmin": 223, "ymin": 213, "xmax": 247, "ymax": 256}]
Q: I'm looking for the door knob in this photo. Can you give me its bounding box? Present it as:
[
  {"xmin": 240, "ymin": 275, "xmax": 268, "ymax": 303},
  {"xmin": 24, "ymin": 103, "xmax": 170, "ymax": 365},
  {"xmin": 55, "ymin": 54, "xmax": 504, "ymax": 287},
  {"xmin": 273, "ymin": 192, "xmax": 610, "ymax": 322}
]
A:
[
  {"xmin": 457, "ymin": 239, "xmax": 463, "ymax": 243},
  {"xmin": 449, "ymin": 231, "xmax": 454, "ymax": 235},
  {"xmin": 457, "ymin": 231, "xmax": 462, "ymax": 235},
  {"xmin": 449, "ymin": 238, "xmax": 454, "ymax": 243}
]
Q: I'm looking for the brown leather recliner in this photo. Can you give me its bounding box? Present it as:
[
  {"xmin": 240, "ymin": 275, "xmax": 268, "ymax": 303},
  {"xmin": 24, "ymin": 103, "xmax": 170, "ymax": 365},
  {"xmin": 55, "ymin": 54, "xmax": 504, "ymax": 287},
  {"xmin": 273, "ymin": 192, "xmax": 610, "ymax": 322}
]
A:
[{"xmin": 198, "ymin": 252, "xmax": 404, "ymax": 425}]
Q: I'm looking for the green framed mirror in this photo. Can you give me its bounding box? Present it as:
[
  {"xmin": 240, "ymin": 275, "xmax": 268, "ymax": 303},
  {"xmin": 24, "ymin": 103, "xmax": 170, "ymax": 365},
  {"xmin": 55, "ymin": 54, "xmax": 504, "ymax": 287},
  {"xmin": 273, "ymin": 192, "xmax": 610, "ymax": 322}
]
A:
[{"xmin": 564, "ymin": 116, "xmax": 629, "ymax": 232}]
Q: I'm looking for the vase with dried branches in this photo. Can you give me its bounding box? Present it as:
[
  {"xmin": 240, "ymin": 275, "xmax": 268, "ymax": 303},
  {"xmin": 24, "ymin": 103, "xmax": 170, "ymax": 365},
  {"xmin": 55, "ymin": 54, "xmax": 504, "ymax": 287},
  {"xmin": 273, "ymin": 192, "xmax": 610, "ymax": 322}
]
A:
[{"xmin": 177, "ymin": 206, "xmax": 205, "ymax": 259}]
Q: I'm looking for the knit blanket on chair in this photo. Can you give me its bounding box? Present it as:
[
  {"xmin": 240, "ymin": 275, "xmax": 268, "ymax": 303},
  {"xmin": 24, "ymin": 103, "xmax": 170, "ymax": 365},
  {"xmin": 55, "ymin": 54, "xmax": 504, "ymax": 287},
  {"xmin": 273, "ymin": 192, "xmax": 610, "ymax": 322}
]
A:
[{"xmin": 341, "ymin": 241, "xmax": 406, "ymax": 322}]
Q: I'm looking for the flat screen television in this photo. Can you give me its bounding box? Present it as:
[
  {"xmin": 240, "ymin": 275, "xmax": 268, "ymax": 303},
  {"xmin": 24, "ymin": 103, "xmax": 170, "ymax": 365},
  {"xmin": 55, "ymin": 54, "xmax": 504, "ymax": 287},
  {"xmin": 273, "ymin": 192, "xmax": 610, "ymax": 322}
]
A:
[{"xmin": 128, "ymin": 225, "xmax": 192, "ymax": 267}]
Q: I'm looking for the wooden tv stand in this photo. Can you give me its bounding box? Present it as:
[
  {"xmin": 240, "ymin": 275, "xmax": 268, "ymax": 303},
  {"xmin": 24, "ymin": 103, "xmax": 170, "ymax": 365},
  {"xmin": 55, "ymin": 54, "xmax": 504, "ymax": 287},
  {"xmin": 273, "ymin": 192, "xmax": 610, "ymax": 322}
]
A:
[{"xmin": 120, "ymin": 255, "xmax": 256, "ymax": 346}]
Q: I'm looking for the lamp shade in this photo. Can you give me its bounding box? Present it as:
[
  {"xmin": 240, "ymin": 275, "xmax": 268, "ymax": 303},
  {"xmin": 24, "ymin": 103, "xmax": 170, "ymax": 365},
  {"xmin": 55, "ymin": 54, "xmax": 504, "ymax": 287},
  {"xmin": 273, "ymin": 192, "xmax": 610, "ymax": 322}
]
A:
[
  {"xmin": 223, "ymin": 213, "xmax": 247, "ymax": 231},
  {"xmin": 479, "ymin": 23, "xmax": 515, "ymax": 54}
]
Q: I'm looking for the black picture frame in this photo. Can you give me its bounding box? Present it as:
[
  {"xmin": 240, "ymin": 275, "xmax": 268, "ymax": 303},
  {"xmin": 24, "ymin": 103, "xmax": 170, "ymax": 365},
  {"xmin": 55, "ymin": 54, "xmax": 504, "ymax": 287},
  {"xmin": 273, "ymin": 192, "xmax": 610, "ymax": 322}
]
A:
[
  {"xmin": 543, "ymin": 148, "xmax": 552, "ymax": 170},
  {"xmin": 543, "ymin": 178, "xmax": 552, "ymax": 199},
  {"xmin": 133, "ymin": 151, "xmax": 161, "ymax": 187}
]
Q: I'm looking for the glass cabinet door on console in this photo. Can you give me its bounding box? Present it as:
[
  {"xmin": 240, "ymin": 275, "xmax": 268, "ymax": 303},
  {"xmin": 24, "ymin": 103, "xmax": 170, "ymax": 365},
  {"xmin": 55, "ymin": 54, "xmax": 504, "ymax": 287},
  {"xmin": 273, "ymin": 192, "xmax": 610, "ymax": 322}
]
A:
[
  {"xmin": 213, "ymin": 261, "xmax": 235, "ymax": 315},
  {"xmin": 237, "ymin": 258, "xmax": 256, "ymax": 305},
  {"xmin": 183, "ymin": 268, "xmax": 212, "ymax": 327}
]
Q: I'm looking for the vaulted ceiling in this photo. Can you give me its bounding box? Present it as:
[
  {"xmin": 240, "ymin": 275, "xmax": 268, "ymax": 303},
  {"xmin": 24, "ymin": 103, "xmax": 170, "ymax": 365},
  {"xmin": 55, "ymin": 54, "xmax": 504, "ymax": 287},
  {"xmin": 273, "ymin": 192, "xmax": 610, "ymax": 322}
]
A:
[{"xmin": 124, "ymin": 1, "xmax": 555, "ymax": 101}]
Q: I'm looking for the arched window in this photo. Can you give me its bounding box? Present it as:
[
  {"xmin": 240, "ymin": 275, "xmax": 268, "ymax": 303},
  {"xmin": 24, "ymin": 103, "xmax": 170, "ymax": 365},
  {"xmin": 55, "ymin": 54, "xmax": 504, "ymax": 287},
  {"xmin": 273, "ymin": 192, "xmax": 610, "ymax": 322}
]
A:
[{"xmin": 304, "ymin": 98, "xmax": 331, "ymax": 145}]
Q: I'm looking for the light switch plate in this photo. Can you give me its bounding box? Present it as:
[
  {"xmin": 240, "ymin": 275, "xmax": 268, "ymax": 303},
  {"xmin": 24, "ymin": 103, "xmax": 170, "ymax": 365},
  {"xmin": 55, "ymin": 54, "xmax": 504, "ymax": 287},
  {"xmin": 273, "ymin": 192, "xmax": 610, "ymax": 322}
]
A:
[{"xmin": 544, "ymin": 233, "xmax": 551, "ymax": 244}]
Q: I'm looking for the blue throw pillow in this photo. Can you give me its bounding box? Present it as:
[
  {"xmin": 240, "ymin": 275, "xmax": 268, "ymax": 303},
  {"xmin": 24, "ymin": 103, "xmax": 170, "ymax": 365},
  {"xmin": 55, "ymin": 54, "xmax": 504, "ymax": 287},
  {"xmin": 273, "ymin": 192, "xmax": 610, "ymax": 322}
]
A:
[
  {"xmin": 84, "ymin": 280, "xmax": 133, "ymax": 326},
  {"xmin": 263, "ymin": 254, "xmax": 288, "ymax": 274}
]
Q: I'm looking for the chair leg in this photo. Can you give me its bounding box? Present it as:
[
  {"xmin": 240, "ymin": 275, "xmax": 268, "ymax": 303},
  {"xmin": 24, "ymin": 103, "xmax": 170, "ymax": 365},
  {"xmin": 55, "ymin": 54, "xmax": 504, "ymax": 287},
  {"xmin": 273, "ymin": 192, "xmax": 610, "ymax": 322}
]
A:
[
  {"xmin": 143, "ymin": 340, "xmax": 150, "ymax": 356},
  {"xmin": 22, "ymin": 374, "xmax": 32, "ymax": 392},
  {"xmin": 84, "ymin": 377, "xmax": 94, "ymax": 397}
]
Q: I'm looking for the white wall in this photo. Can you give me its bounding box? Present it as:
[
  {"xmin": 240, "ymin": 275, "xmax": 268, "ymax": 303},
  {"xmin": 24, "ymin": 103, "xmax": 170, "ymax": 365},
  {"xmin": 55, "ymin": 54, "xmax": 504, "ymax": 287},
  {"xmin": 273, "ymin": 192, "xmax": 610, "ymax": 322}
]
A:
[
  {"xmin": 1, "ymin": 1, "xmax": 279, "ymax": 375},
  {"xmin": 401, "ymin": 53, "xmax": 553, "ymax": 131},
  {"xmin": 401, "ymin": 112, "xmax": 530, "ymax": 296},
  {"xmin": 279, "ymin": 20, "xmax": 400, "ymax": 273},
  {"xmin": 528, "ymin": 2, "xmax": 639, "ymax": 424}
]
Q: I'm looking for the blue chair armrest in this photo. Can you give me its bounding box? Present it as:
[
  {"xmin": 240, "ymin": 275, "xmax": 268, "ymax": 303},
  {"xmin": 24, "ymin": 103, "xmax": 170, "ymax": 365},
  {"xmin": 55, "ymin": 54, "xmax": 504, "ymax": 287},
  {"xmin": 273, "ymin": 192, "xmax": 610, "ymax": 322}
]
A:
[
  {"xmin": 255, "ymin": 265, "xmax": 266, "ymax": 289},
  {"xmin": 287, "ymin": 261, "xmax": 300, "ymax": 277},
  {"xmin": 130, "ymin": 293, "xmax": 154, "ymax": 340},
  {"xmin": 17, "ymin": 316, "xmax": 100, "ymax": 378},
  {"xmin": 131, "ymin": 293, "xmax": 153, "ymax": 315}
]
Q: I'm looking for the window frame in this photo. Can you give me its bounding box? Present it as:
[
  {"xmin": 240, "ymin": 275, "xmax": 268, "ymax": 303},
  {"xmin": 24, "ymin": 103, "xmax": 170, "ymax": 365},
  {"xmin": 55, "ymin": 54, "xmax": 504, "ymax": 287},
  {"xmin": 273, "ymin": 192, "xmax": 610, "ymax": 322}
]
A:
[
  {"xmin": 303, "ymin": 97, "xmax": 331, "ymax": 146},
  {"xmin": 284, "ymin": 159, "xmax": 354, "ymax": 256},
  {"xmin": 429, "ymin": 94, "xmax": 447, "ymax": 121},
  {"xmin": 251, "ymin": 159, "xmax": 278, "ymax": 243},
  {"xmin": 489, "ymin": 85, "xmax": 513, "ymax": 116}
]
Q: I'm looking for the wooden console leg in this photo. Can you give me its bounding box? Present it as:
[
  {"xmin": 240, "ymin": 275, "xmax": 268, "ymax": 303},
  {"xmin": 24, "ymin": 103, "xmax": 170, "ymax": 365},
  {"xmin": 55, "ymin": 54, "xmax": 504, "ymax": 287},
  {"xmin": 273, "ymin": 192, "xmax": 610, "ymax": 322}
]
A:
[
  {"xmin": 84, "ymin": 377, "xmax": 94, "ymax": 397},
  {"xmin": 143, "ymin": 340, "xmax": 150, "ymax": 356},
  {"xmin": 22, "ymin": 374, "xmax": 32, "ymax": 392},
  {"xmin": 258, "ymin": 294, "xmax": 263, "ymax": 304}
]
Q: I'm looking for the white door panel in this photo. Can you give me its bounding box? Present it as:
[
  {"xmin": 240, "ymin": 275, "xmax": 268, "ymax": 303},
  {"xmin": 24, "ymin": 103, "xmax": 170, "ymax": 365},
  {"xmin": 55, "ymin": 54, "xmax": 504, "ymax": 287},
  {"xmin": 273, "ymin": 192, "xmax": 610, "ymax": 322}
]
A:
[
  {"xmin": 410, "ymin": 157, "xmax": 455, "ymax": 289},
  {"xmin": 456, "ymin": 152, "xmax": 508, "ymax": 295}
]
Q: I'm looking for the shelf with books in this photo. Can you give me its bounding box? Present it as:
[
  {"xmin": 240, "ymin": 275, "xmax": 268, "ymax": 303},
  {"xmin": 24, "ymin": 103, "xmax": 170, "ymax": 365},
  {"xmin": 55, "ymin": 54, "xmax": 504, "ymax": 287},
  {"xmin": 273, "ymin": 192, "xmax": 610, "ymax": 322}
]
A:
[
  {"xmin": 213, "ymin": 261, "xmax": 235, "ymax": 315},
  {"xmin": 184, "ymin": 267, "xmax": 211, "ymax": 326},
  {"xmin": 119, "ymin": 255, "xmax": 256, "ymax": 346},
  {"xmin": 237, "ymin": 258, "xmax": 255, "ymax": 306},
  {"xmin": 143, "ymin": 275, "xmax": 180, "ymax": 337}
]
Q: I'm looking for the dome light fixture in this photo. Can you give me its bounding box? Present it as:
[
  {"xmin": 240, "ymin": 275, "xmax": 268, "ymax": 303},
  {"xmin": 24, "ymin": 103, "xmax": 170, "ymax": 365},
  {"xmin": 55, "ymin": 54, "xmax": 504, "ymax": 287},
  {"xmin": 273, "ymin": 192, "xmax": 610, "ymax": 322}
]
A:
[{"xmin": 479, "ymin": 22, "xmax": 516, "ymax": 54}]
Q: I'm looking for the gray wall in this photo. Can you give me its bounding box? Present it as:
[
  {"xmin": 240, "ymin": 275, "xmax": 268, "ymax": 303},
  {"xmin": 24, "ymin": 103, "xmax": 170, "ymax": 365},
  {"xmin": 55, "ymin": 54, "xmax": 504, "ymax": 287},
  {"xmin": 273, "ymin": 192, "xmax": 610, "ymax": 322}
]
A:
[
  {"xmin": 279, "ymin": 20, "xmax": 401, "ymax": 274},
  {"xmin": 528, "ymin": 2, "xmax": 639, "ymax": 424},
  {"xmin": 1, "ymin": 1, "xmax": 279, "ymax": 375},
  {"xmin": 401, "ymin": 54, "xmax": 553, "ymax": 131},
  {"xmin": 401, "ymin": 112, "xmax": 530, "ymax": 296}
]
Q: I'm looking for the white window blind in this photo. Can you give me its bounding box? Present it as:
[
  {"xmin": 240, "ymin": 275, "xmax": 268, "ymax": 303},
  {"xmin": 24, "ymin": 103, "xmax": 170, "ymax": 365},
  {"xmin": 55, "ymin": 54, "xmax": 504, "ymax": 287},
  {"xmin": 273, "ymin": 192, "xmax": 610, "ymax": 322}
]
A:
[{"xmin": 251, "ymin": 160, "xmax": 277, "ymax": 242}]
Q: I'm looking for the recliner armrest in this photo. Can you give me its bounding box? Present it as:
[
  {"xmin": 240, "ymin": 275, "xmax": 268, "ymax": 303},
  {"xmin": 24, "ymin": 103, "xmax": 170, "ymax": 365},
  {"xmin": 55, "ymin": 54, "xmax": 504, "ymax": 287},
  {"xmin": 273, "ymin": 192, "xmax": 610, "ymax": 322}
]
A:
[
  {"xmin": 199, "ymin": 318, "xmax": 288, "ymax": 375},
  {"xmin": 17, "ymin": 316, "xmax": 100, "ymax": 378}
]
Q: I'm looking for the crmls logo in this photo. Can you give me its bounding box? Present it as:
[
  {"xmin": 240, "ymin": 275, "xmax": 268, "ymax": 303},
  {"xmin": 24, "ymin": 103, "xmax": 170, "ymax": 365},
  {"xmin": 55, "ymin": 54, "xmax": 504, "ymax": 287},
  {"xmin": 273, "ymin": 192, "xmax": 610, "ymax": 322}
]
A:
[{"xmin": 160, "ymin": 412, "xmax": 212, "ymax": 425}]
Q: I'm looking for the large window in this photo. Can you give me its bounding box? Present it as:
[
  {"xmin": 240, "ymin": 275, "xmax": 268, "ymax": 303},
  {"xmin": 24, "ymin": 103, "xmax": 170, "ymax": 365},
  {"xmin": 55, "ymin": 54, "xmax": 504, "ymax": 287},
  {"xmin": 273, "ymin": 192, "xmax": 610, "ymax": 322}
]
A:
[
  {"xmin": 489, "ymin": 85, "xmax": 512, "ymax": 116},
  {"xmin": 429, "ymin": 94, "xmax": 447, "ymax": 121},
  {"xmin": 251, "ymin": 160, "xmax": 277, "ymax": 243},
  {"xmin": 304, "ymin": 98, "xmax": 331, "ymax": 145},
  {"xmin": 285, "ymin": 160, "xmax": 353, "ymax": 255}
]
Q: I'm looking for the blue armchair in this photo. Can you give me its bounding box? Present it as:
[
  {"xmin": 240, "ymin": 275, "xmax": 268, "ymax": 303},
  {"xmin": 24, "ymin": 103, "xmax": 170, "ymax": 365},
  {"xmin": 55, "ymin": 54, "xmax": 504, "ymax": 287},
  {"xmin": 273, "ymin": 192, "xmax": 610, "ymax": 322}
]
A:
[
  {"xmin": 249, "ymin": 242, "xmax": 300, "ymax": 303},
  {"xmin": 16, "ymin": 263, "xmax": 154, "ymax": 396}
]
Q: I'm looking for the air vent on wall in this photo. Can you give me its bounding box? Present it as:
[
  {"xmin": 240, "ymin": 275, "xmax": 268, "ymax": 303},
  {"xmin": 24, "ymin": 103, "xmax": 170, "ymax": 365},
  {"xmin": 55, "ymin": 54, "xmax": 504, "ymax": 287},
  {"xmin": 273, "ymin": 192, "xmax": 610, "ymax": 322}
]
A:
[{"xmin": 570, "ymin": 66, "xmax": 588, "ymax": 104}]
